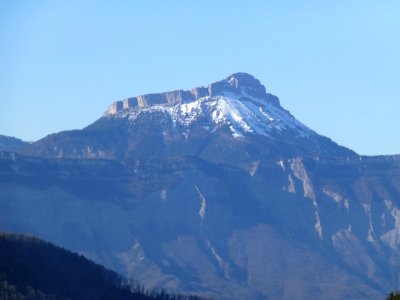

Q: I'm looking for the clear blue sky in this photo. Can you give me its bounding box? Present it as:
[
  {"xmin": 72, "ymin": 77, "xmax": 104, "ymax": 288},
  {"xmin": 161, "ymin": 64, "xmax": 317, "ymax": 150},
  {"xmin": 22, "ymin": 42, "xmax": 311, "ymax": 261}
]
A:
[{"xmin": 1, "ymin": 1, "xmax": 399, "ymax": 155}]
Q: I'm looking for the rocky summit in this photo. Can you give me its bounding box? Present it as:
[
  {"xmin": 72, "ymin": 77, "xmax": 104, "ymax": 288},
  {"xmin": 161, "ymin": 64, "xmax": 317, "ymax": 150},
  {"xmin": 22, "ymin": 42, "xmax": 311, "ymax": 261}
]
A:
[
  {"xmin": 1, "ymin": 73, "xmax": 400, "ymax": 299},
  {"xmin": 19, "ymin": 73, "xmax": 354, "ymax": 161}
]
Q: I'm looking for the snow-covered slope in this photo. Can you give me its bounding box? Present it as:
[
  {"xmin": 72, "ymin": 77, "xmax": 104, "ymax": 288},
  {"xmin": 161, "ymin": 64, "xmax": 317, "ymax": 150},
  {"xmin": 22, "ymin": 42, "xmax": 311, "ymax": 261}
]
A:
[
  {"xmin": 106, "ymin": 93, "xmax": 313, "ymax": 139},
  {"xmin": 105, "ymin": 73, "xmax": 313, "ymax": 139},
  {"xmin": 20, "ymin": 73, "xmax": 355, "ymax": 160}
]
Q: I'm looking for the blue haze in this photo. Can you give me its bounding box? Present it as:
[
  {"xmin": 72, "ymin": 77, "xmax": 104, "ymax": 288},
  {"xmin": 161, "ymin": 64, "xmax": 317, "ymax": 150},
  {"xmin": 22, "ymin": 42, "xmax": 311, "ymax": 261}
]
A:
[{"xmin": 1, "ymin": 0, "xmax": 399, "ymax": 155}]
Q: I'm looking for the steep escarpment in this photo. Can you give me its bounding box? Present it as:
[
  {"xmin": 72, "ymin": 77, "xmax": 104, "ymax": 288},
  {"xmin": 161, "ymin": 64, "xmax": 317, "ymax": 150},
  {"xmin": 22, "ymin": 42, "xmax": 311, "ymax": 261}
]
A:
[{"xmin": 105, "ymin": 73, "xmax": 279, "ymax": 115}]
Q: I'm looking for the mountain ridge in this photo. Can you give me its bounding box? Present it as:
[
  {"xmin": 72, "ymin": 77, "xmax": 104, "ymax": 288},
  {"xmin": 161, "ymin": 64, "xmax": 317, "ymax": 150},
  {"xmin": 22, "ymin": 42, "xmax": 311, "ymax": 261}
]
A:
[
  {"xmin": 1, "ymin": 73, "xmax": 399, "ymax": 299},
  {"xmin": 18, "ymin": 73, "xmax": 356, "ymax": 160},
  {"xmin": 0, "ymin": 135, "xmax": 29, "ymax": 152},
  {"xmin": 104, "ymin": 73, "xmax": 281, "ymax": 116}
]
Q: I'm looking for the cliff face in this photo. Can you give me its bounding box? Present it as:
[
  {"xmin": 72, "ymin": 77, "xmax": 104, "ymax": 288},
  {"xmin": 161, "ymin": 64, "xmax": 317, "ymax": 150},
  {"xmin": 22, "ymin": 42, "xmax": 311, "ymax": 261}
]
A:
[
  {"xmin": 1, "ymin": 73, "xmax": 399, "ymax": 299},
  {"xmin": 105, "ymin": 73, "xmax": 279, "ymax": 116}
]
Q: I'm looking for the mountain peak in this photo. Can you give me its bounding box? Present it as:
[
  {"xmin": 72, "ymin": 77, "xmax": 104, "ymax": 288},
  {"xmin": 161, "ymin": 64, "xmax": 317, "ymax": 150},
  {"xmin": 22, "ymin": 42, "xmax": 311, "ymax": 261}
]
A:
[
  {"xmin": 99, "ymin": 73, "xmax": 313, "ymax": 141},
  {"xmin": 105, "ymin": 73, "xmax": 280, "ymax": 115},
  {"xmin": 209, "ymin": 72, "xmax": 267, "ymax": 99}
]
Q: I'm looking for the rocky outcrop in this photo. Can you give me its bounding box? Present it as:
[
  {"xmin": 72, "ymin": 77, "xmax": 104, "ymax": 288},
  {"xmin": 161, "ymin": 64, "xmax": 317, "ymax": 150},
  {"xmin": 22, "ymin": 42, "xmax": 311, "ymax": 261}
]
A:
[{"xmin": 105, "ymin": 73, "xmax": 280, "ymax": 115}]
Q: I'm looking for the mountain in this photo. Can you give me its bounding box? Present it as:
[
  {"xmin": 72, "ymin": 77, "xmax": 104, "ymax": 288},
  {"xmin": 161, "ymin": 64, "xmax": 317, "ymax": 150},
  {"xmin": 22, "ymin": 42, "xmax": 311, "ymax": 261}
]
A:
[
  {"xmin": 20, "ymin": 73, "xmax": 355, "ymax": 161},
  {"xmin": 0, "ymin": 135, "xmax": 29, "ymax": 152},
  {"xmin": 1, "ymin": 73, "xmax": 400, "ymax": 299},
  {"xmin": 0, "ymin": 232, "xmax": 202, "ymax": 300}
]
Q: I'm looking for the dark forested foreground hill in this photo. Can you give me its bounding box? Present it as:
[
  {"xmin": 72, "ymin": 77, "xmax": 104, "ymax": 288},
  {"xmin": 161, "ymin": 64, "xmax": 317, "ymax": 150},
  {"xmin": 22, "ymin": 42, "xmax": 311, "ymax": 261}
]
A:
[{"xmin": 0, "ymin": 232, "xmax": 205, "ymax": 300}]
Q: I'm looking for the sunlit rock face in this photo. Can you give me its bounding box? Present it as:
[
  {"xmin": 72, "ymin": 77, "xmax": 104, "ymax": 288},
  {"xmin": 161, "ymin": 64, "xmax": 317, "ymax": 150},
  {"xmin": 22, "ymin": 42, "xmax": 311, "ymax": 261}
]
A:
[
  {"xmin": 105, "ymin": 73, "xmax": 278, "ymax": 115},
  {"xmin": 1, "ymin": 74, "xmax": 400, "ymax": 300}
]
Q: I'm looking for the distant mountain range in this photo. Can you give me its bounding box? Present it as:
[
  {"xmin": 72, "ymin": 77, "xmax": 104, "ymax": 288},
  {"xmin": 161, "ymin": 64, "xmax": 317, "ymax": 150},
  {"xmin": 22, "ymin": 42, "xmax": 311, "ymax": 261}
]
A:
[{"xmin": 1, "ymin": 73, "xmax": 399, "ymax": 299}]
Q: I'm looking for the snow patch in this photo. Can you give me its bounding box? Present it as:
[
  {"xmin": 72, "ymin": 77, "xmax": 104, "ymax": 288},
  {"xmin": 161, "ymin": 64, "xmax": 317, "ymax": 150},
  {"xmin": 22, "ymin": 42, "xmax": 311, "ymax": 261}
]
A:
[
  {"xmin": 249, "ymin": 160, "xmax": 260, "ymax": 176},
  {"xmin": 206, "ymin": 241, "xmax": 224, "ymax": 268},
  {"xmin": 109, "ymin": 92, "xmax": 314, "ymax": 140},
  {"xmin": 286, "ymin": 174, "xmax": 296, "ymax": 193},
  {"xmin": 367, "ymin": 228, "xmax": 375, "ymax": 243},
  {"xmin": 206, "ymin": 240, "xmax": 229, "ymax": 278},
  {"xmin": 315, "ymin": 210, "xmax": 323, "ymax": 239},
  {"xmin": 195, "ymin": 185, "xmax": 206, "ymax": 222},
  {"xmin": 384, "ymin": 198, "xmax": 393, "ymax": 210},
  {"xmin": 161, "ymin": 189, "xmax": 167, "ymax": 201},
  {"xmin": 277, "ymin": 160, "xmax": 286, "ymax": 171},
  {"xmin": 344, "ymin": 199, "xmax": 350, "ymax": 210}
]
